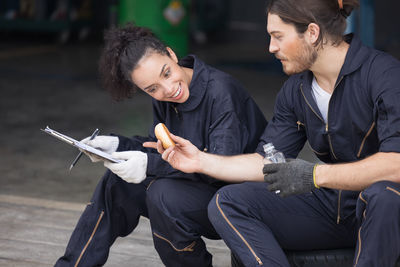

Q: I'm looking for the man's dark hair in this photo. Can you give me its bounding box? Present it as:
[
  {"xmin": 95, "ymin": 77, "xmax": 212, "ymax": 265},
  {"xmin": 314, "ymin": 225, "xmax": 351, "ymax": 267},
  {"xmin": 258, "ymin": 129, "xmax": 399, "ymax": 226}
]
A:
[
  {"xmin": 99, "ymin": 23, "xmax": 169, "ymax": 101},
  {"xmin": 266, "ymin": 0, "xmax": 359, "ymax": 47}
]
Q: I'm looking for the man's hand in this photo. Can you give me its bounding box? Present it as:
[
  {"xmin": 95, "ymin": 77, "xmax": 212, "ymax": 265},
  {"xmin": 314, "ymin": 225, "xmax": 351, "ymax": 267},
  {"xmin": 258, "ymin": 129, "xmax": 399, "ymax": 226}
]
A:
[
  {"xmin": 263, "ymin": 158, "xmax": 318, "ymax": 197},
  {"xmin": 146, "ymin": 133, "xmax": 201, "ymax": 173},
  {"xmin": 104, "ymin": 151, "xmax": 147, "ymax": 183},
  {"xmin": 81, "ymin": 135, "xmax": 119, "ymax": 162}
]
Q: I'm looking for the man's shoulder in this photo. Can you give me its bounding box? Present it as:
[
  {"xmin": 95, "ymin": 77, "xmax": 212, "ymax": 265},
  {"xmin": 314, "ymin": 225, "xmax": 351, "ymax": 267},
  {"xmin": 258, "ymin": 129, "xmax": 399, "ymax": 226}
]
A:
[
  {"xmin": 352, "ymin": 48, "xmax": 400, "ymax": 90},
  {"xmin": 351, "ymin": 42, "xmax": 400, "ymax": 74},
  {"xmin": 270, "ymin": 73, "xmax": 307, "ymax": 109},
  {"xmin": 368, "ymin": 49, "xmax": 400, "ymax": 70},
  {"xmin": 280, "ymin": 73, "xmax": 307, "ymax": 93}
]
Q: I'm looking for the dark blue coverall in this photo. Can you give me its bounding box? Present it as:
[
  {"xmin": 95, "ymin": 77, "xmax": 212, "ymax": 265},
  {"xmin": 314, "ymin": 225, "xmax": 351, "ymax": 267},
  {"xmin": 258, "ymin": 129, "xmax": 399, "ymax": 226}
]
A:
[
  {"xmin": 54, "ymin": 55, "xmax": 267, "ymax": 267},
  {"xmin": 208, "ymin": 35, "xmax": 400, "ymax": 267}
]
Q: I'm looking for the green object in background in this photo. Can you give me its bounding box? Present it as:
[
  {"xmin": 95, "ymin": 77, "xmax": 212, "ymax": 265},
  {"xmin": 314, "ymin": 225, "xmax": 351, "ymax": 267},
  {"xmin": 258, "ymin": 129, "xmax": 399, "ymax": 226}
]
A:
[{"xmin": 118, "ymin": 0, "xmax": 189, "ymax": 57}]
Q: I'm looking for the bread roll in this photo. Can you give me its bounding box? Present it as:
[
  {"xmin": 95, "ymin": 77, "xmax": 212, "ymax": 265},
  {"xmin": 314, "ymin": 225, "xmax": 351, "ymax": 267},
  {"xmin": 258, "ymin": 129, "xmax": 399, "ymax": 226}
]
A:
[{"xmin": 154, "ymin": 123, "xmax": 175, "ymax": 149}]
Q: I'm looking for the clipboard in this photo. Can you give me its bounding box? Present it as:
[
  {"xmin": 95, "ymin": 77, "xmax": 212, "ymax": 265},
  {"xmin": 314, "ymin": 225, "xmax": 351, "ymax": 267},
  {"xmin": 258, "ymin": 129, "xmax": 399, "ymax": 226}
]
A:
[{"xmin": 41, "ymin": 126, "xmax": 122, "ymax": 163}]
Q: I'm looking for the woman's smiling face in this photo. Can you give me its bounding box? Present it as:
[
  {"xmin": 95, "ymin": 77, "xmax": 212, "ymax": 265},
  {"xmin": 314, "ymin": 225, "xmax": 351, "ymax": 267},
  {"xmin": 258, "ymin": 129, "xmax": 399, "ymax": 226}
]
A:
[{"xmin": 130, "ymin": 47, "xmax": 192, "ymax": 103}]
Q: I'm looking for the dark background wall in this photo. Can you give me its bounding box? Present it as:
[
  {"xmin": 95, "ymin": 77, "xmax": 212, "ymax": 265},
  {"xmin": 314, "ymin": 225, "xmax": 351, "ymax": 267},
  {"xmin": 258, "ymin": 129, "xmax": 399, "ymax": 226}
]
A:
[
  {"xmin": 0, "ymin": 0, "xmax": 398, "ymax": 52},
  {"xmin": 374, "ymin": 0, "xmax": 400, "ymax": 52}
]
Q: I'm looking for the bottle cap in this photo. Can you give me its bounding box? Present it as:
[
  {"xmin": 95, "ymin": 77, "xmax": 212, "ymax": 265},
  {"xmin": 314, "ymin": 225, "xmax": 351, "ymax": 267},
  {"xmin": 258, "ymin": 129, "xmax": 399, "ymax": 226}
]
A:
[{"xmin": 263, "ymin": 142, "xmax": 274, "ymax": 153}]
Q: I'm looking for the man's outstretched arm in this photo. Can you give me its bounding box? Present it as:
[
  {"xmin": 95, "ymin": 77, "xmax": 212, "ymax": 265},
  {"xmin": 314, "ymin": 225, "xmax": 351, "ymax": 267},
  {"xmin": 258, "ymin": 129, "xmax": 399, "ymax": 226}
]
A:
[{"xmin": 144, "ymin": 133, "xmax": 265, "ymax": 183}]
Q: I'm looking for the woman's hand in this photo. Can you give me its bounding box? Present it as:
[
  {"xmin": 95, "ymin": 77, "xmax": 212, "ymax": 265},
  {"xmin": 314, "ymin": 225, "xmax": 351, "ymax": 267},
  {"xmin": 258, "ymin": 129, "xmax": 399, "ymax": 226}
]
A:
[
  {"xmin": 81, "ymin": 135, "xmax": 119, "ymax": 162},
  {"xmin": 104, "ymin": 151, "xmax": 147, "ymax": 183}
]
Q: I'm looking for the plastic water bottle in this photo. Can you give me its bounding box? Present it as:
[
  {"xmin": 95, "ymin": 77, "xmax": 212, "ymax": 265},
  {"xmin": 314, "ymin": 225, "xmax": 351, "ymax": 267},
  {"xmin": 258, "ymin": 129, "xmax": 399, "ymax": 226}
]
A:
[
  {"xmin": 263, "ymin": 143, "xmax": 285, "ymax": 194},
  {"xmin": 263, "ymin": 143, "xmax": 286, "ymax": 163}
]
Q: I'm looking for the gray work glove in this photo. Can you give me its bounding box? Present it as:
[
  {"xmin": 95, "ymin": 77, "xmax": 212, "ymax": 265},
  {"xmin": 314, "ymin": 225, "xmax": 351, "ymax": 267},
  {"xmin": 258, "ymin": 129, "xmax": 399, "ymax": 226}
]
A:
[{"xmin": 263, "ymin": 158, "xmax": 317, "ymax": 197}]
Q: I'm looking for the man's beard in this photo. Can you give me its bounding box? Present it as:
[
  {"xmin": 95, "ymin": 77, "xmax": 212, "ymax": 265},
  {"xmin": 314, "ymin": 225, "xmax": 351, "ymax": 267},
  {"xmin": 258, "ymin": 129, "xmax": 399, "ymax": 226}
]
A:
[{"xmin": 282, "ymin": 41, "xmax": 318, "ymax": 75}]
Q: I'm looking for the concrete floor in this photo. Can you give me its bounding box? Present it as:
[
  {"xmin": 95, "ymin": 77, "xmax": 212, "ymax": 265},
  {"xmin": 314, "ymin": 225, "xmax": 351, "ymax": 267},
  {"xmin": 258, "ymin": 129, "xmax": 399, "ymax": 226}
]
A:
[
  {"xmin": 6, "ymin": 29, "xmax": 393, "ymax": 266},
  {"xmin": 0, "ymin": 194, "xmax": 230, "ymax": 266}
]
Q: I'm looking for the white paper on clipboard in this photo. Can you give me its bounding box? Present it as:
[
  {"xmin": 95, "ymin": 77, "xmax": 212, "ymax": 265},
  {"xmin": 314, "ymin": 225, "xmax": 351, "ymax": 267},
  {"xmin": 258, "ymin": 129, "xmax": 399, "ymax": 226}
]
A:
[{"xmin": 41, "ymin": 126, "xmax": 122, "ymax": 163}]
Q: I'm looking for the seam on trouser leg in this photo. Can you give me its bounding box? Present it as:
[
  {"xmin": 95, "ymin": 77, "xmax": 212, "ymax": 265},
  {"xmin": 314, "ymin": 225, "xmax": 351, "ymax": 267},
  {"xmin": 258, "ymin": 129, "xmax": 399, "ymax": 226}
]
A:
[
  {"xmin": 153, "ymin": 232, "xmax": 195, "ymax": 252},
  {"xmin": 354, "ymin": 226, "xmax": 363, "ymax": 267},
  {"xmin": 74, "ymin": 210, "xmax": 104, "ymax": 267},
  {"xmin": 354, "ymin": 190, "xmax": 372, "ymax": 267},
  {"xmin": 386, "ymin": 186, "xmax": 400, "ymax": 196},
  {"xmin": 354, "ymin": 187, "xmax": 399, "ymax": 266},
  {"xmin": 358, "ymin": 191, "xmax": 367, "ymax": 204},
  {"xmin": 354, "ymin": 191, "xmax": 368, "ymax": 267},
  {"xmin": 215, "ymin": 194, "xmax": 263, "ymax": 265}
]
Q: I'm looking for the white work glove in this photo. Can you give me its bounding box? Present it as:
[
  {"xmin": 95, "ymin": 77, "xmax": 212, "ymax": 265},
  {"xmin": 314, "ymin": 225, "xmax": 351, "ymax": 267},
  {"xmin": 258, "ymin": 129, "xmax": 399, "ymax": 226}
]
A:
[
  {"xmin": 81, "ymin": 135, "xmax": 119, "ymax": 162},
  {"xmin": 104, "ymin": 151, "xmax": 148, "ymax": 184}
]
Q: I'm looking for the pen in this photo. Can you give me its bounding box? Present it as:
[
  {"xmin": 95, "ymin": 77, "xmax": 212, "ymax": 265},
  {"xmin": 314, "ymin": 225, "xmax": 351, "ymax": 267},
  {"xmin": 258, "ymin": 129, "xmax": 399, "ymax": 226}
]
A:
[{"xmin": 69, "ymin": 128, "xmax": 99, "ymax": 171}]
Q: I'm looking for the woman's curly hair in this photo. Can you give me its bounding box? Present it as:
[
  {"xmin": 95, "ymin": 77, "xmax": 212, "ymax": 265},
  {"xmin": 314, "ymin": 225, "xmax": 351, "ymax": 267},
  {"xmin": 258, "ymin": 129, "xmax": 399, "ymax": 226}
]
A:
[{"xmin": 99, "ymin": 23, "xmax": 169, "ymax": 101}]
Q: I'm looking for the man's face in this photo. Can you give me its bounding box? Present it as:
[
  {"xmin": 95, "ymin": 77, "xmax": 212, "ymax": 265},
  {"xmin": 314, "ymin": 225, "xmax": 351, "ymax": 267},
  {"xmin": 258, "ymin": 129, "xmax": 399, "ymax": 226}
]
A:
[{"xmin": 267, "ymin": 13, "xmax": 317, "ymax": 75}]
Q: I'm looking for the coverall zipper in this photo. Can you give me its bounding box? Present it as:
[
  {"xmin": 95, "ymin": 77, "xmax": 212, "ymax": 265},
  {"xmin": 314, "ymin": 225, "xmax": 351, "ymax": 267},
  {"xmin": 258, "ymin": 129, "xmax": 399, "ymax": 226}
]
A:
[
  {"xmin": 336, "ymin": 190, "xmax": 342, "ymax": 224},
  {"xmin": 146, "ymin": 179, "xmax": 156, "ymax": 190},
  {"xmin": 300, "ymin": 84, "xmax": 324, "ymax": 123},
  {"xmin": 297, "ymin": 120, "xmax": 328, "ymax": 155},
  {"xmin": 328, "ymin": 76, "xmax": 343, "ymax": 223},
  {"xmin": 299, "ymin": 86, "xmax": 328, "ymax": 156},
  {"xmin": 296, "ymin": 120, "xmax": 305, "ymax": 131},
  {"xmin": 325, "ymin": 76, "xmax": 343, "ymax": 162},
  {"xmin": 215, "ymin": 194, "xmax": 263, "ymax": 265},
  {"xmin": 301, "ymin": 76, "xmax": 344, "ymax": 224},
  {"xmin": 153, "ymin": 232, "xmax": 195, "ymax": 252},
  {"xmin": 354, "ymin": 226, "xmax": 363, "ymax": 266},
  {"xmin": 354, "ymin": 193, "xmax": 367, "ymax": 266},
  {"xmin": 172, "ymin": 105, "xmax": 182, "ymax": 120},
  {"xmin": 357, "ymin": 122, "xmax": 376, "ymax": 158},
  {"xmin": 387, "ymin": 186, "xmax": 400, "ymax": 196},
  {"xmin": 75, "ymin": 210, "xmax": 104, "ymax": 267}
]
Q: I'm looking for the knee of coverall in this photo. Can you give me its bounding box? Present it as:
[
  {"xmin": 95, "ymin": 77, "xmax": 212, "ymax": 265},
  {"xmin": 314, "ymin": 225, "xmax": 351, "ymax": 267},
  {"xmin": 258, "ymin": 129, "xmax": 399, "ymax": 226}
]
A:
[
  {"xmin": 207, "ymin": 184, "xmax": 242, "ymax": 231},
  {"xmin": 146, "ymin": 179, "xmax": 176, "ymax": 214},
  {"xmin": 207, "ymin": 192, "xmax": 219, "ymax": 228},
  {"xmin": 146, "ymin": 179, "xmax": 200, "ymax": 249},
  {"xmin": 357, "ymin": 180, "xmax": 400, "ymax": 221},
  {"xmin": 146, "ymin": 179, "xmax": 198, "ymax": 233}
]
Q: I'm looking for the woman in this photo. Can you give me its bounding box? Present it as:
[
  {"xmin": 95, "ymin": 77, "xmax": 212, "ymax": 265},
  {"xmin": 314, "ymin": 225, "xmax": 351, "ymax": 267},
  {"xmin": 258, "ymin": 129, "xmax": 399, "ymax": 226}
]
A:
[{"xmin": 55, "ymin": 24, "xmax": 267, "ymax": 267}]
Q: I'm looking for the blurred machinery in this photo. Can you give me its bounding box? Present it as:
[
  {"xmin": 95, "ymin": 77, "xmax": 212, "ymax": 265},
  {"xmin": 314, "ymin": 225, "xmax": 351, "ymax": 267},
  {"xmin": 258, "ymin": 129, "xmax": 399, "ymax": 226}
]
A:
[{"xmin": 0, "ymin": 0, "xmax": 92, "ymax": 43}]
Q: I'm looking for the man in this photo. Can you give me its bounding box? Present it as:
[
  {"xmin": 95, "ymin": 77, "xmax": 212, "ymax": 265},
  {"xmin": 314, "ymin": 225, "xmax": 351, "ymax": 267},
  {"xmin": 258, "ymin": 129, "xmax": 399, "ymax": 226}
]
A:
[{"xmin": 154, "ymin": 0, "xmax": 400, "ymax": 266}]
